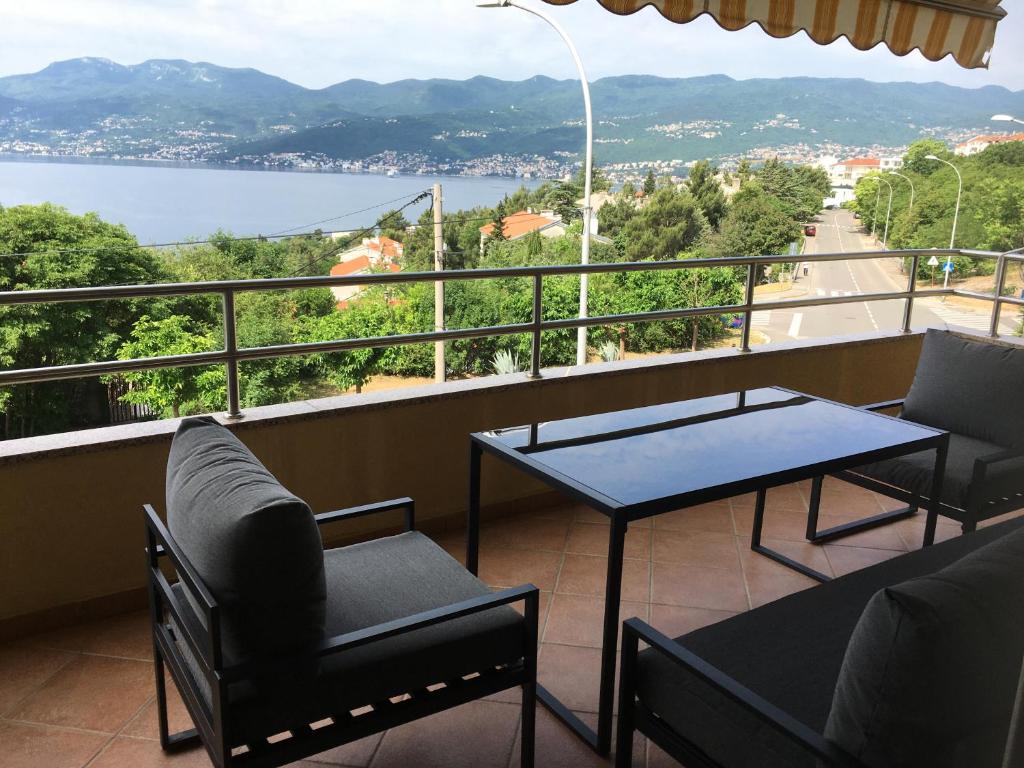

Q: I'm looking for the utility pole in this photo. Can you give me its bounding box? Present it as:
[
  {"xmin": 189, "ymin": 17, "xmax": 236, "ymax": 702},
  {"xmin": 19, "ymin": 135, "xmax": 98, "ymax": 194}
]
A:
[{"xmin": 433, "ymin": 183, "xmax": 445, "ymax": 383}]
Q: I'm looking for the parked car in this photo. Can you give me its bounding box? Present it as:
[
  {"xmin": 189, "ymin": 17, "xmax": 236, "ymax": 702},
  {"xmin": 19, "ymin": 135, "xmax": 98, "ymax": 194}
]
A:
[{"xmin": 804, "ymin": 225, "xmax": 817, "ymax": 236}]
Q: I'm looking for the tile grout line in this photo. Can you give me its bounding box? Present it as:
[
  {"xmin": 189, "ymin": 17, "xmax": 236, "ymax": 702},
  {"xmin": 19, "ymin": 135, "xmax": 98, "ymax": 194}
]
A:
[{"xmin": 0, "ymin": 648, "xmax": 79, "ymax": 721}]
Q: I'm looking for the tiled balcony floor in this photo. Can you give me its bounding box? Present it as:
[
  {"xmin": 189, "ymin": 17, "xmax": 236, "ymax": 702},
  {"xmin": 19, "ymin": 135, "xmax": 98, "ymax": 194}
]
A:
[{"xmin": 0, "ymin": 479, "xmax": 989, "ymax": 768}]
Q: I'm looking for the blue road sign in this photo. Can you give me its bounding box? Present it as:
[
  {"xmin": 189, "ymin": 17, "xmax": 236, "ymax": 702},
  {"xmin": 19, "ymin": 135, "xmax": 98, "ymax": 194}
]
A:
[{"xmin": 942, "ymin": 261, "xmax": 955, "ymax": 273}]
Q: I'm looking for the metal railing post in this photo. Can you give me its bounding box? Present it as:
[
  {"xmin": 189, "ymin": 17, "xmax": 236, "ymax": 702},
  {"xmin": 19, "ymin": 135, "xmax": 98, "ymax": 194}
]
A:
[
  {"xmin": 222, "ymin": 290, "xmax": 242, "ymax": 419},
  {"xmin": 990, "ymin": 253, "xmax": 1007, "ymax": 338},
  {"xmin": 902, "ymin": 254, "xmax": 919, "ymax": 333},
  {"xmin": 741, "ymin": 264, "xmax": 757, "ymax": 352},
  {"xmin": 528, "ymin": 274, "xmax": 543, "ymax": 379}
]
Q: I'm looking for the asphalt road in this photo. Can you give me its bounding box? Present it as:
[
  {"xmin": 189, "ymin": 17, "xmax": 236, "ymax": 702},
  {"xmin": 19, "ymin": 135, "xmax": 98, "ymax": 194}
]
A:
[{"xmin": 751, "ymin": 208, "xmax": 1014, "ymax": 344}]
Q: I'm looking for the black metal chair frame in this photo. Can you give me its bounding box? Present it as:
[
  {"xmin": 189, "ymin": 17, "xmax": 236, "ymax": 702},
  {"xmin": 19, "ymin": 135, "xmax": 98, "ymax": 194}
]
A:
[
  {"xmin": 615, "ymin": 618, "xmax": 866, "ymax": 768},
  {"xmin": 806, "ymin": 399, "xmax": 1024, "ymax": 547},
  {"xmin": 145, "ymin": 497, "xmax": 539, "ymax": 768}
]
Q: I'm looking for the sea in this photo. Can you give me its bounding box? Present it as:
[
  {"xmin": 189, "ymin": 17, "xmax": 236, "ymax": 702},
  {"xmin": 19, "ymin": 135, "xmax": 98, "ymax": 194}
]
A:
[{"xmin": 0, "ymin": 158, "xmax": 542, "ymax": 244}]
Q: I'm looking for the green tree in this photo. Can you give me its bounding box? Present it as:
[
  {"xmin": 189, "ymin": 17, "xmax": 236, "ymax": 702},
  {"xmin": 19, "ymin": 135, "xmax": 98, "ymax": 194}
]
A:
[
  {"xmin": 687, "ymin": 160, "xmax": 727, "ymax": 230},
  {"xmin": 903, "ymin": 138, "xmax": 950, "ymax": 175},
  {"xmin": 114, "ymin": 315, "xmax": 224, "ymax": 418},
  {"xmin": 0, "ymin": 204, "xmax": 164, "ymax": 437},
  {"xmin": 711, "ymin": 184, "xmax": 800, "ymax": 260},
  {"xmin": 643, "ymin": 170, "xmax": 656, "ymax": 196}
]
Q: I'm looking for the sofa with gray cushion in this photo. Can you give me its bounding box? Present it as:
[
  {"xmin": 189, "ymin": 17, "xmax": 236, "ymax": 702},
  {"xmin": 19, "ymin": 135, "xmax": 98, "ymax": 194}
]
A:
[
  {"xmin": 808, "ymin": 329, "xmax": 1024, "ymax": 547},
  {"xmin": 616, "ymin": 515, "xmax": 1024, "ymax": 768},
  {"xmin": 146, "ymin": 416, "xmax": 538, "ymax": 768}
]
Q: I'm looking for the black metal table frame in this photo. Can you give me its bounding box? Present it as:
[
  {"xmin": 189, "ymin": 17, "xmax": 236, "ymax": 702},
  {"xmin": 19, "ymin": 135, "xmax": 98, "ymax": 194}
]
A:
[{"xmin": 465, "ymin": 386, "xmax": 949, "ymax": 756}]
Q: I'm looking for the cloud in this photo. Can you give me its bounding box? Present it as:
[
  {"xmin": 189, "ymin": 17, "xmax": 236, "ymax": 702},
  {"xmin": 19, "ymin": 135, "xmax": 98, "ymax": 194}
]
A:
[{"xmin": 0, "ymin": 0, "xmax": 1020, "ymax": 91}]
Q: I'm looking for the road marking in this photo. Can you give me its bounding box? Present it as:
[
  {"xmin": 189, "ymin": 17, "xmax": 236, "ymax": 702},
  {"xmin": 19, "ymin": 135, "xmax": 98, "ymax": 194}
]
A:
[
  {"xmin": 751, "ymin": 312, "xmax": 771, "ymax": 327},
  {"xmin": 847, "ymin": 247, "xmax": 879, "ymax": 330},
  {"xmin": 787, "ymin": 312, "xmax": 803, "ymax": 338},
  {"xmin": 918, "ymin": 299, "xmax": 1009, "ymax": 332}
]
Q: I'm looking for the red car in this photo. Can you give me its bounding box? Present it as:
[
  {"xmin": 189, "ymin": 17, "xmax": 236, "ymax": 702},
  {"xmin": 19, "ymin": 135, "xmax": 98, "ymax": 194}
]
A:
[{"xmin": 804, "ymin": 225, "xmax": 817, "ymax": 237}]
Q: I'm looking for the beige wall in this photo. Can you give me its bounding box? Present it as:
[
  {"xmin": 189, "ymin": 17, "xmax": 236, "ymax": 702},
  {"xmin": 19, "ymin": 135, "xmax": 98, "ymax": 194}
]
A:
[{"xmin": 0, "ymin": 332, "xmax": 925, "ymax": 636}]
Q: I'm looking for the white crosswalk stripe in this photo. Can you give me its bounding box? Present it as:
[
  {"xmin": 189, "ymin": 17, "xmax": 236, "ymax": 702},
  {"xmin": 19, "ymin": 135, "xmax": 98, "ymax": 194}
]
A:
[
  {"xmin": 919, "ymin": 299, "xmax": 996, "ymax": 332},
  {"xmin": 751, "ymin": 311, "xmax": 771, "ymax": 326}
]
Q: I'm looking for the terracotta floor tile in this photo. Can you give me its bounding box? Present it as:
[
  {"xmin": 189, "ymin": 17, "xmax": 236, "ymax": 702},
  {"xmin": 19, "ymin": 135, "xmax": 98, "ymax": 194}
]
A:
[
  {"xmin": 892, "ymin": 516, "xmax": 962, "ymax": 550},
  {"xmin": 370, "ymin": 700, "xmax": 520, "ymax": 768},
  {"xmin": 556, "ymin": 555, "xmax": 651, "ymax": 603},
  {"xmin": 565, "ymin": 522, "xmax": 651, "ymax": 560},
  {"xmin": 305, "ymin": 732, "xmax": 383, "ymax": 766},
  {"xmin": 123, "ymin": 674, "xmax": 196, "ymax": 741},
  {"xmin": 732, "ymin": 507, "xmax": 813, "ymax": 542},
  {"xmin": 651, "ymin": 529, "xmax": 739, "ymax": 569},
  {"xmin": 0, "ymin": 720, "xmax": 109, "ymax": 768},
  {"xmin": 824, "ymin": 545, "xmax": 903, "ymax": 578},
  {"xmin": 650, "ymin": 562, "xmax": 748, "ymax": 612},
  {"xmin": 0, "ymin": 643, "xmax": 75, "ymax": 716},
  {"xmin": 34, "ymin": 611, "xmax": 153, "ymax": 661},
  {"xmin": 478, "ymin": 547, "xmax": 563, "ymax": 591},
  {"xmin": 507, "ymin": 590, "xmax": 551, "ymax": 631},
  {"xmin": 730, "ymin": 484, "xmax": 806, "ymax": 513},
  {"xmin": 738, "ymin": 542, "xmax": 827, "ymax": 608},
  {"xmin": 481, "ymin": 516, "xmax": 572, "ymax": 552},
  {"xmin": 813, "ymin": 490, "xmax": 888, "ymax": 520},
  {"xmin": 88, "ymin": 736, "xmax": 213, "ymax": 767},
  {"xmin": 506, "ymin": 707, "xmax": 644, "ymax": 768},
  {"xmin": 536, "ymin": 644, "xmax": 607, "ymax": 715},
  {"xmin": 10, "ymin": 653, "xmax": 154, "ymax": 733},
  {"xmin": 652, "ymin": 503, "xmax": 734, "ymax": 534},
  {"xmin": 814, "ymin": 514, "xmax": 908, "ymax": 551},
  {"xmin": 648, "ymin": 604, "xmax": 738, "ymax": 639},
  {"xmin": 543, "ymin": 595, "xmax": 648, "ymax": 649},
  {"xmin": 573, "ymin": 506, "xmax": 652, "ymax": 528}
]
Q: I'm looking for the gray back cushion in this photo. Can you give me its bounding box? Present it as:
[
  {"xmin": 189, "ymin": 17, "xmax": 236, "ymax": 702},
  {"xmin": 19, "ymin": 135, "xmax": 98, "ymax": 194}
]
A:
[
  {"xmin": 902, "ymin": 330, "xmax": 1024, "ymax": 447},
  {"xmin": 166, "ymin": 417, "xmax": 326, "ymax": 662},
  {"xmin": 824, "ymin": 526, "xmax": 1024, "ymax": 767}
]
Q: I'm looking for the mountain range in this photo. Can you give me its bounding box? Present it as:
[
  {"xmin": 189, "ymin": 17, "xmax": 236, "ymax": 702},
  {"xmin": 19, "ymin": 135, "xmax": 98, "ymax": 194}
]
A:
[{"xmin": 1, "ymin": 58, "xmax": 1022, "ymax": 171}]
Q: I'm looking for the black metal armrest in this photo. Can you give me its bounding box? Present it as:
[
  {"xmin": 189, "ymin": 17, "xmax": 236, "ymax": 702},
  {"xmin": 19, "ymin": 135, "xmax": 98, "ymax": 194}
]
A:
[
  {"xmin": 220, "ymin": 583, "xmax": 538, "ymax": 684},
  {"xmin": 145, "ymin": 504, "xmax": 219, "ymax": 616},
  {"xmin": 315, "ymin": 496, "xmax": 415, "ymax": 532},
  {"xmin": 621, "ymin": 618, "xmax": 863, "ymax": 768},
  {"xmin": 860, "ymin": 398, "xmax": 905, "ymax": 413}
]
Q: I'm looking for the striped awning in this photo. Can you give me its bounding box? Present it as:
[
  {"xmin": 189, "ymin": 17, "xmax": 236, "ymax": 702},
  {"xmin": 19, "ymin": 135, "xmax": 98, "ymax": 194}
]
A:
[{"xmin": 540, "ymin": 0, "xmax": 1007, "ymax": 69}]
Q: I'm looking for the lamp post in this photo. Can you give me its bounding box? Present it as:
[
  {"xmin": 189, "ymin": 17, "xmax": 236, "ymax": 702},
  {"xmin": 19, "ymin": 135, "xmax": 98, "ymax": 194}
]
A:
[
  {"xmin": 478, "ymin": 0, "xmax": 593, "ymax": 366},
  {"xmin": 888, "ymin": 171, "xmax": 915, "ymax": 217},
  {"xmin": 925, "ymin": 154, "xmax": 962, "ymax": 289},
  {"xmin": 992, "ymin": 114, "xmax": 1024, "ymax": 126}
]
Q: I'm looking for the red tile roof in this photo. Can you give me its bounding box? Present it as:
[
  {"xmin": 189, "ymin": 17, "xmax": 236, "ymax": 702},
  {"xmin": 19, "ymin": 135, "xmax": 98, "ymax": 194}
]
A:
[
  {"xmin": 480, "ymin": 210, "xmax": 560, "ymax": 240},
  {"xmin": 330, "ymin": 255, "xmax": 371, "ymax": 277},
  {"xmin": 839, "ymin": 157, "xmax": 881, "ymax": 167},
  {"xmin": 959, "ymin": 132, "xmax": 1024, "ymax": 146}
]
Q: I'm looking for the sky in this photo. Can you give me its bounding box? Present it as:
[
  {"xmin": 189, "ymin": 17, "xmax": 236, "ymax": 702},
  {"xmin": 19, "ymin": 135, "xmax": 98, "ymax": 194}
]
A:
[{"xmin": 0, "ymin": 0, "xmax": 1021, "ymax": 92}]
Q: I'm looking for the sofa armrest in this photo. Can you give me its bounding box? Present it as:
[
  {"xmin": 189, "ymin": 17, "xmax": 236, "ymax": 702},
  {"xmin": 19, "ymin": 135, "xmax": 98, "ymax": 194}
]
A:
[
  {"xmin": 620, "ymin": 618, "xmax": 864, "ymax": 768},
  {"xmin": 860, "ymin": 398, "xmax": 905, "ymax": 413},
  {"xmin": 220, "ymin": 583, "xmax": 538, "ymax": 684},
  {"xmin": 976, "ymin": 446, "xmax": 1024, "ymax": 468},
  {"xmin": 315, "ymin": 497, "xmax": 415, "ymax": 533}
]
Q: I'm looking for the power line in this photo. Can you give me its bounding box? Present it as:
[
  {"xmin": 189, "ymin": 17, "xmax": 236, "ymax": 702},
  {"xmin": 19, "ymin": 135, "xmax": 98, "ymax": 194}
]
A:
[{"xmin": 265, "ymin": 191, "xmax": 427, "ymax": 238}]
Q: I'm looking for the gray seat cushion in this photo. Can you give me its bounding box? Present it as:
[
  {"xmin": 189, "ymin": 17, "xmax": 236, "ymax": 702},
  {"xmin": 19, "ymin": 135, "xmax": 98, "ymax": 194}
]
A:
[
  {"xmin": 166, "ymin": 417, "xmax": 326, "ymax": 662},
  {"xmin": 854, "ymin": 432, "xmax": 1024, "ymax": 511},
  {"xmin": 634, "ymin": 516, "xmax": 1024, "ymax": 768},
  {"xmin": 824, "ymin": 525, "xmax": 1024, "ymax": 767},
  {"xmin": 901, "ymin": 330, "xmax": 1024, "ymax": 449},
  {"xmin": 173, "ymin": 531, "xmax": 525, "ymax": 745}
]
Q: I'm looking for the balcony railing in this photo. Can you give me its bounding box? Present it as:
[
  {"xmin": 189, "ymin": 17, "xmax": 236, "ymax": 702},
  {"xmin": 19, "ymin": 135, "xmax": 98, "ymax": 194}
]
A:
[{"xmin": 1, "ymin": 247, "xmax": 1021, "ymax": 418}]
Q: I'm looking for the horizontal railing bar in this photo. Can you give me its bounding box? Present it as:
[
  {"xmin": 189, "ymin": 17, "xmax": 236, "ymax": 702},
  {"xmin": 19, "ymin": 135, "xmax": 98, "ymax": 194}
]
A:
[
  {"xmin": 0, "ymin": 249, "xmax": 971, "ymax": 306},
  {"xmin": 1, "ymin": 283, "xmax": 990, "ymax": 387}
]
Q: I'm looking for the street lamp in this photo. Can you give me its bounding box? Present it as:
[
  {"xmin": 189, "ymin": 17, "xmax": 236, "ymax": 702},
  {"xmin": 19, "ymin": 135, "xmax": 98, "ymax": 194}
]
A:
[
  {"xmin": 478, "ymin": 0, "xmax": 593, "ymax": 367},
  {"xmin": 924, "ymin": 154, "xmax": 962, "ymax": 289},
  {"xmin": 992, "ymin": 114, "xmax": 1024, "ymax": 125},
  {"xmin": 887, "ymin": 171, "xmax": 915, "ymax": 217}
]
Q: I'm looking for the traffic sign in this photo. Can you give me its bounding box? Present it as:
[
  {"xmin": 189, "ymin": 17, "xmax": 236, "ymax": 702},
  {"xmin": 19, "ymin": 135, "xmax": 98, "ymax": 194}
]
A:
[
  {"xmin": 942, "ymin": 261, "xmax": 955, "ymax": 273},
  {"xmin": 927, "ymin": 255, "xmax": 940, "ymax": 267}
]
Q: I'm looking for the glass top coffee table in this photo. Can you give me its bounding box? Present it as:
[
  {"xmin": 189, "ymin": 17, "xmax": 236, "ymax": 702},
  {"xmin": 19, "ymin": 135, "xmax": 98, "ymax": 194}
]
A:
[{"xmin": 465, "ymin": 386, "xmax": 948, "ymax": 755}]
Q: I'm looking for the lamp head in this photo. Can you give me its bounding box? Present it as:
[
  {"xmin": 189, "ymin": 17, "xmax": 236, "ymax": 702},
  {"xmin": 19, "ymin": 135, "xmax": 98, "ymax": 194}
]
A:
[
  {"xmin": 924, "ymin": 154, "xmax": 940, "ymax": 160},
  {"xmin": 476, "ymin": 1, "xmax": 511, "ymax": 6},
  {"xmin": 991, "ymin": 114, "xmax": 1014, "ymax": 122}
]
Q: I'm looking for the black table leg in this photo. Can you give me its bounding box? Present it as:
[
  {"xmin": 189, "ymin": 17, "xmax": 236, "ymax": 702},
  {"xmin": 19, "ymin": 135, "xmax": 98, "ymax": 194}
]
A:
[
  {"xmin": 595, "ymin": 514, "xmax": 628, "ymax": 756},
  {"xmin": 751, "ymin": 487, "xmax": 831, "ymax": 583},
  {"xmin": 923, "ymin": 436, "xmax": 949, "ymax": 547},
  {"xmin": 467, "ymin": 440, "xmax": 481, "ymax": 575}
]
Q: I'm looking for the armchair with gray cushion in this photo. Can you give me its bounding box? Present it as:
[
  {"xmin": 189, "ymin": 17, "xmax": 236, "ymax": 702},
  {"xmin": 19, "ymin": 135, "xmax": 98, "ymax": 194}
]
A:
[
  {"xmin": 616, "ymin": 516, "xmax": 1024, "ymax": 768},
  {"xmin": 145, "ymin": 416, "xmax": 538, "ymax": 768},
  {"xmin": 806, "ymin": 329, "xmax": 1024, "ymax": 547}
]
